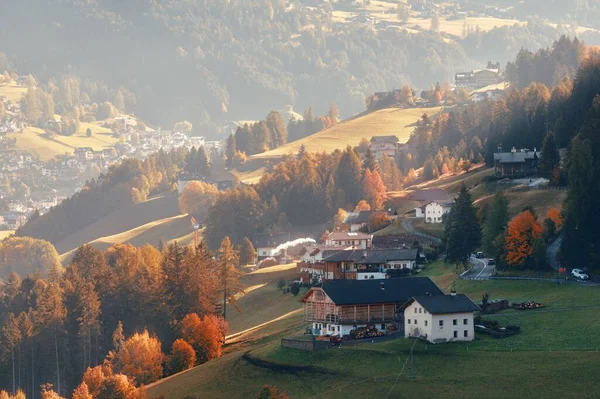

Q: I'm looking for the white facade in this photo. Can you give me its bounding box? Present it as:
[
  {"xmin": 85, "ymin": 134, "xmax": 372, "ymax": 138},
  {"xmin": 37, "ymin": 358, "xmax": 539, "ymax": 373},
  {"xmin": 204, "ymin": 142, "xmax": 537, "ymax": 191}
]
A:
[
  {"xmin": 425, "ymin": 201, "xmax": 452, "ymax": 224},
  {"xmin": 257, "ymin": 246, "xmax": 276, "ymax": 259},
  {"xmin": 415, "ymin": 207, "xmax": 424, "ymax": 218},
  {"xmin": 404, "ymin": 300, "xmax": 475, "ymax": 343},
  {"xmin": 326, "ymin": 232, "xmax": 372, "ymax": 249}
]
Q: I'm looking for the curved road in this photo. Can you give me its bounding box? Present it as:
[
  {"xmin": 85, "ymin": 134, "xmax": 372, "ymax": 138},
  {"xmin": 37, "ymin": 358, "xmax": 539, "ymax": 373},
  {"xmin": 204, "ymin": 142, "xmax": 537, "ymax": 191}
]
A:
[{"xmin": 461, "ymin": 257, "xmax": 495, "ymax": 279}]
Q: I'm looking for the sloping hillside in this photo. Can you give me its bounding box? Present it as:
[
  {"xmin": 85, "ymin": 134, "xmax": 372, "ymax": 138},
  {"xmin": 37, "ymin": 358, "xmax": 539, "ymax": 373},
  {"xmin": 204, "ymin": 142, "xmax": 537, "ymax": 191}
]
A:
[
  {"xmin": 251, "ymin": 107, "xmax": 443, "ymax": 160},
  {"xmin": 54, "ymin": 193, "xmax": 181, "ymax": 255}
]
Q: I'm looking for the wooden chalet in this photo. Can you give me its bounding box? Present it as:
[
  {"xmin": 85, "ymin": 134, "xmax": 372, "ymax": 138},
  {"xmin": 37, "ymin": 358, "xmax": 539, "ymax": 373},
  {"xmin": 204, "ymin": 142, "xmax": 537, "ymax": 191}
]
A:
[{"xmin": 300, "ymin": 278, "xmax": 443, "ymax": 336}]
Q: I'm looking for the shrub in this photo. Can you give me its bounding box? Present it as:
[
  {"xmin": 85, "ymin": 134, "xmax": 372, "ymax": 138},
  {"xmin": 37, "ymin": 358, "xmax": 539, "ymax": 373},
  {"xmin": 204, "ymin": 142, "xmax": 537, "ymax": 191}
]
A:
[
  {"xmin": 290, "ymin": 283, "xmax": 300, "ymax": 296},
  {"xmin": 168, "ymin": 339, "xmax": 197, "ymax": 374},
  {"xmin": 257, "ymin": 257, "xmax": 278, "ymax": 269}
]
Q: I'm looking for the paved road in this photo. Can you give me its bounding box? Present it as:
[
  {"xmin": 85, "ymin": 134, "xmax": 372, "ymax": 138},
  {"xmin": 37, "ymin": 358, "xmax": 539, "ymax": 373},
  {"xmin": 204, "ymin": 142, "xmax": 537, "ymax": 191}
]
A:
[
  {"xmin": 461, "ymin": 257, "xmax": 495, "ymax": 280},
  {"xmin": 546, "ymin": 235, "xmax": 562, "ymax": 270},
  {"xmin": 401, "ymin": 218, "xmax": 442, "ymax": 244}
]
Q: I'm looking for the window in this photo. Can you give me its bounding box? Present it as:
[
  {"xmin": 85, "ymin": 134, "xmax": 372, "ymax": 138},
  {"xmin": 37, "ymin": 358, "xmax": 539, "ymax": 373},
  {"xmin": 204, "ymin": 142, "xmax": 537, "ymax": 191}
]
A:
[
  {"xmin": 425, "ymin": 320, "xmax": 428, "ymax": 327},
  {"xmin": 453, "ymin": 331, "xmax": 458, "ymax": 338},
  {"xmin": 464, "ymin": 330, "xmax": 468, "ymax": 338},
  {"xmin": 439, "ymin": 320, "xmax": 444, "ymax": 327},
  {"xmin": 414, "ymin": 308, "xmax": 417, "ymax": 314},
  {"xmin": 414, "ymin": 319, "xmax": 418, "ymax": 325},
  {"xmin": 381, "ymin": 324, "xmax": 385, "ymax": 330},
  {"xmin": 453, "ymin": 319, "xmax": 458, "ymax": 326},
  {"xmin": 463, "ymin": 318, "xmax": 468, "ymax": 325},
  {"xmin": 419, "ymin": 308, "xmax": 422, "ymax": 314},
  {"xmin": 337, "ymin": 326, "xmax": 340, "ymax": 332},
  {"xmin": 408, "ymin": 319, "xmax": 411, "ymax": 325}
]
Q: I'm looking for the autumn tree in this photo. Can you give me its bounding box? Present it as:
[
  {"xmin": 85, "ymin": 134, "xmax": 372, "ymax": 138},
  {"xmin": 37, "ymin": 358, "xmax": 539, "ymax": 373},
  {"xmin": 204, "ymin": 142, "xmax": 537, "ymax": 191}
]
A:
[
  {"xmin": 546, "ymin": 208, "xmax": 563, "ymax": 229},
  {"xmin": 216, "ymin": 237, "xmax": 244, "ymax": 319},
  {"xmin": 173, "ymin": 120, "xmax": 193, "ymax": 133},
  {"xmin": 265, "ymin": 111, "xmax": 287, "ymax": 148},
  {"xmin": 482, "ymin": 192, "xmax": 509, "ymax": 258},
  {"xmin": 180, "ymin": 314, "xmax": 226, "ymax": 364},
  {"xmin": 328, "ymin": 103, "xmax": 340, "ymax": 124},
  {"xmin": 178, "ymin": 181, "xmax": 219, "ymax": 220},
  {"xmin": 363, "ymin": 148, "xmax": 377, "ymax": 172},
  {"xmin": 354, "ymin": 200, "xmax": 371, "ymax": 212},
  {"xmin": 239, "ymin": 237, "xmax": 257, "ymax": 265},
  {"xmin": 443, "ymin": 185, "xmax": 481, "ymax": 270},
  {"xmin": 0, "ymin": 236, "xmax": 62, "ymax": 279},
  {"xmin": 110, "ymin": 329, "xmax": 165, "ymax": 385},
  {"xmin": 504, "ymin": 211, "xmax": 543, "ymax": 267},
  {"xmin": 363, "ymin": 169, "xmax": 387, "ymax": 209},
  {"xmin": 33, "ymin": 282, "xmax": 68, "ymax": 396},
  {"xmin": 168, "ymin": 339, "xmax": 197, "ymax": 374}
]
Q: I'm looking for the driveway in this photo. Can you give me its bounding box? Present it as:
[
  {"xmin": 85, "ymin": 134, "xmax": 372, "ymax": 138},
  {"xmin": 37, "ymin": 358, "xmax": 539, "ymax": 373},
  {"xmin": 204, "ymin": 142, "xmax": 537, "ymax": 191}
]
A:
[
  {"xmin": 546, "ymin": 235, "xmax": 562, "ymax": 270},
  {"xmin": 401, "ymin": 218, "xmax": 442, "ymax": 244},
  {"xmin": 461, "ymin": 257, "xmax": 495, "ymax": 280}
]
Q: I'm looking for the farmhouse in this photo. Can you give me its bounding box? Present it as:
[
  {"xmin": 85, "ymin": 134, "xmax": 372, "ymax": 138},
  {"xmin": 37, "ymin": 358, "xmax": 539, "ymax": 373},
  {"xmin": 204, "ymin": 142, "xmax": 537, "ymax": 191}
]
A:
[
  {"xmin": 344, "ymin": 210, "xmax": 396, "ymax": 232},
  {"xmin": 403, "ymin": 292, "xmax": 480, "ymax": 343},
  {"xmin": 325, "ymin": 231, "xmax": 372, "ymax": 249},
  {"xmin": 300, "ymin": 278, "xmax": 443, "ymax": 336},
  {"xmin": 411, "ymin": 189, "xmax": 451, "ymax": 218},
  {"xmin": 423, "ymin": 200, "xmax": 453, "ymax": 223},
  {"xmin": 369, "ymin": 136, "xmax": 402, "ymax": 160},
  {"xmin": 322, "ymin": 248, "xmax": 420, "ymax": 280},
  {"xmin": 493, "ymin": 147, "xmax": 540, "ymax": 177},
  {"xmin": 455, "ymin": 68, "xmax": 501, "ymax": 89}
]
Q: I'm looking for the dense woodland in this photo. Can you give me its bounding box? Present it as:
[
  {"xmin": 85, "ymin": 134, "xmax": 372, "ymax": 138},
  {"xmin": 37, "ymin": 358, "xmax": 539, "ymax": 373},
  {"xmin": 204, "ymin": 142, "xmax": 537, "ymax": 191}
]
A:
[
  {"xmin": 0, "ymin": 0, "xmax": 472, "ymax": 133},
  {"xmin": 0, "ymin": 238, "xmax": 243, "ymax": 398}
]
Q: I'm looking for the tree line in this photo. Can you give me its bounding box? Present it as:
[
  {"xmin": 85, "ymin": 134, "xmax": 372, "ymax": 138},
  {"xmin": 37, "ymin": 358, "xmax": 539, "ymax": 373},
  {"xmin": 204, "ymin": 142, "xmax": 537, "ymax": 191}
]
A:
[{"xmin": 0, "ymin": 238, "xmax": 244, "ymax": 398}]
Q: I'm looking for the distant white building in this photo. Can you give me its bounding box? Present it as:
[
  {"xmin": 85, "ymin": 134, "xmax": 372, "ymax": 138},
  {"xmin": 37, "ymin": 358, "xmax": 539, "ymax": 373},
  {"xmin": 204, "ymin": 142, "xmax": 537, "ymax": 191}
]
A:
[
  {"xmin": 424, "ymin": 200, "xmax": 453, "ymax": 224},
  {"xmin": 370, "ymin": 136, "xmax": 400, "ymax": 160},
  {"xmin": 325, "ymin": 231, "xmax": 372, "ymax": 250},
  {"xmin": 403, "ymin": 292, "xmax": 480, "ymax": 344}
]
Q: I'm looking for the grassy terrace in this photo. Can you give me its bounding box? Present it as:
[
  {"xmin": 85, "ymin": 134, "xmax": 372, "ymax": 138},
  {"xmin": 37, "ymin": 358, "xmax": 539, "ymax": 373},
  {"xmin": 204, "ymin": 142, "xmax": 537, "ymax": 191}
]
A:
[{"xmin": 148, "ymin": 259, "xmax": 600, "ymax": 399}]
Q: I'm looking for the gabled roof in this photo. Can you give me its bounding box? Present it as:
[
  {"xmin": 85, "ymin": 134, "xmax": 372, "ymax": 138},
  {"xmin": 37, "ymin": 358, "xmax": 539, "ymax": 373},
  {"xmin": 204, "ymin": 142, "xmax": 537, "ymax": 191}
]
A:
[
  {"xmin": 323, "ymin": 249, "xmax": 419, "ymax": 264},
  {"xmin": 411, "ymin": 189, "xmax": 451, "ymax": 203},
  {"xmin": 370, "ymin": 136, "xmax": 399, "ymax": 144},
  {"xmin": 327, "ymin": 231, "xmax": 372, "ymax": 241},
  {"xmin": 405, "ymin": 294, "xmax": 480, "ymax": 314},
  {"xmin": 493, "ymin": 150, "xmax": 539, "ymax": 163},
  {"xmin": 345, "ymin": 210, "xmax": 392, "ymax": 225},
  {"xmin": 302, "ymin": 278, "xmax": 443, "ymax": 305}
]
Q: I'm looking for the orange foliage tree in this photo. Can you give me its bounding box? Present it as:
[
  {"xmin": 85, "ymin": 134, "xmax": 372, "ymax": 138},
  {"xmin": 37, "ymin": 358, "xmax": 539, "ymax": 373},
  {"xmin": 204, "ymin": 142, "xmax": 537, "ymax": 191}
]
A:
[
  {"xmin": 79, "ymin": 365, "xmax": 146, "ymax": 399},
  {"xmin": 504, "ymin": 211, "xmax": 543, "ymax": 266},
  {"xmin": 363, "ymin": 169, "xmax": 387, "ymax": 209},
  {"xmin": 180, "ymin": 313, "xmax": 227, "ymax": 364},
  {"xmin": 546, "ymin": 208, "xmax": 563, "ymax": 229},
  {"xmin": 110, "ymin": 329, "xmax": 165, "ymax": 385},
  {"xmin": 354, "ymin": 200, "xmax": 371, "ymax": 212},
  {"xmin": 168, "ymin": 339, "xmax": 197, "ymax": 374}
]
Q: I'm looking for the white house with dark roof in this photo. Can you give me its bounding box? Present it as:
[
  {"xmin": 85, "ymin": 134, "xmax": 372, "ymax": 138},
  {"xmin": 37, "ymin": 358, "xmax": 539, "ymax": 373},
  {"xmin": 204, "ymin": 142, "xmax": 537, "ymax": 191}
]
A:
[
  {"xmin": 412, "ymin": 189, "xmax": 451, "ymax": 218},
  {"xmin": 322, "ymin": 248, "xmax": 420, "ymax": 280},
  {"xmin": 424, "ymin": 200, "xmax": 453, "ymax": 223},
  {"xmin": 403, "ymin": 292, "xmax": 480, "ymax": 343}
]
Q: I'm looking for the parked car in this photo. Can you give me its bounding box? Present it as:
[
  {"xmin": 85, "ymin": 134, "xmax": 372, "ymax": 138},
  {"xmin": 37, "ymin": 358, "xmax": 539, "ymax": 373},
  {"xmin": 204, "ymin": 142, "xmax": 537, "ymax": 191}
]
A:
[
  {"xmin": 487, "ymin": 259, "xmax": 496, "ymax": 266},
  {"xmin": 571, "ymin": 268, "xmax": 589, "ymax": 280},
  {"xmin": 476, "ymin": 251, "xmax": 484, "ymax": 258}
]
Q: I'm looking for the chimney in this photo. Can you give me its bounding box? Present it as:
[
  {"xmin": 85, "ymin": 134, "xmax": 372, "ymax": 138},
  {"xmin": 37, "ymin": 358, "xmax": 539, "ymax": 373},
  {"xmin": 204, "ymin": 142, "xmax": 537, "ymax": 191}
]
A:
[
  {"xmin": 497, "ymin": 146, "xmax": 502, "ymax": 153},
  {"xmin": 380, "ymin": 282, "xmax": 385, "ymax": 290},
  {"xmin": 534, "ymin": 147, "xmax": 537, "ymax": 152},
  {"xmin": 363, "ymin": 251, "xmax": 368, "ymax": 258},
  {"xmin": 511, "ymin": 147, "xmax": 516, "ymax": 154},
  {"xmin": 450, "ymin": 289, "xmax": 457, "ymax": 297}
]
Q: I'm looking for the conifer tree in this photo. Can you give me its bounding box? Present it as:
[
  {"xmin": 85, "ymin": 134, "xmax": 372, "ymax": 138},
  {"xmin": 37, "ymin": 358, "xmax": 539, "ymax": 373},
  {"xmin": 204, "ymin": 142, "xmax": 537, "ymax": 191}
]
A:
[
  {"xmin": 443, "ymin": 185, "xmax": 481, "ymax": 270},
  {"xmin": 216, "ymin": 237, "xmax": 243, "ymax": 319},
  {"xmin": 540, "ymin": 133, "xmax": 560, "ymax": 179},
  {"xmin": 239, "ymin": 237, "xmax": 257, "ymax": 266},
  {"xmin": 482, "ymin": 191, "xmax": 509, "ymax": 258},
  {"xmin": 335, "ymin": 146, "xmax": 362, "ymax": 206},
  {"xmin": 363, "ymin": 148, "xmax": 377, "ymax": 172}
]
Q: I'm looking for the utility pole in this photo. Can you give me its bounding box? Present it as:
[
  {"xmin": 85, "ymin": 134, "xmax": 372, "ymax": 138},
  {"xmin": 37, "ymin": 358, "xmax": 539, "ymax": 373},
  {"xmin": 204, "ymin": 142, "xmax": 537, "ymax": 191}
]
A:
[{"xmin": 410, "ymin": 346, "xmax": 415, "ymax": 379}]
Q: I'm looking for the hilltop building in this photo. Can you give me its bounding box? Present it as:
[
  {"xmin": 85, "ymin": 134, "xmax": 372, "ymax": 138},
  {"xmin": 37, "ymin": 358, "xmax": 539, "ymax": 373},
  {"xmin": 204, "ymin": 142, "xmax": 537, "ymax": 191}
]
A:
[{"xmin": 493, "ymin": 147, "xmax": 540, "ymax": 177}]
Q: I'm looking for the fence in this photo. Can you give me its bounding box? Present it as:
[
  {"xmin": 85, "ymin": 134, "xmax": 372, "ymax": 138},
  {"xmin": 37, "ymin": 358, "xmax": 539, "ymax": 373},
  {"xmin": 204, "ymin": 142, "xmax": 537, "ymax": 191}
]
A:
[
  {"xmin": 461, "ymin": 275, "xmax": 566, "ymax": 283},
  {"xmin": 281, "ymin": 337, "xmax": 332, "ymax": 352}
]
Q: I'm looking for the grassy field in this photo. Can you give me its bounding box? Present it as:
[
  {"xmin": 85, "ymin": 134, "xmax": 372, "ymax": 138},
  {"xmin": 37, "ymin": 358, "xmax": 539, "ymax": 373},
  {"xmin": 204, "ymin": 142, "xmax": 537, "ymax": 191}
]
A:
[
  {"xmin": 0, "ymin": 82, "xmax": 27, "ymax": 102},
  {"xmin": 411, "ymin": 218, "xmax": 444, "ymax": 239},
  {"xmin": 55, "ymin": 193, "xmax": 181, "ymax": 257},
  {"xmin": 7, "ymin": 125, "xmax": 119, "ymax": 161},
  {"xmin": 148, "ymin": 258, "xmax": 600, "ymax": 399},
  {"xmin": 0, "ymin": 231, "xmax": 14, "ymax": 240},
  {"xmin": 252, "ymin": 107, "xmax": 442, "ymax": 160}
]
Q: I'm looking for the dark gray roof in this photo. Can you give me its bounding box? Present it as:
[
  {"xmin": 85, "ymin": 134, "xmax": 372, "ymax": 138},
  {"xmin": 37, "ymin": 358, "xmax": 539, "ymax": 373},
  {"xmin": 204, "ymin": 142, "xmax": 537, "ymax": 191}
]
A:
[
  {"xmin": 370, "ymin": 135, "xmax": 399, "ymax": 143},
  {"xmin": 318, "ymin": 278, "xmax": 443, "ymax": 305},
  {"xmin": 407, "ymin": 294, "xmax": 480, "ymax": 314},
  {"xmin": 345, "ymin": 210, "xmax": 392, "ymax": 225},
  {"xmin": 323, "ymin": 249, "xmax": 419, "ymax": 264},
  {"xmin": 493, "ymin": 151, "xmax": 539, "ymax": 164}
]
